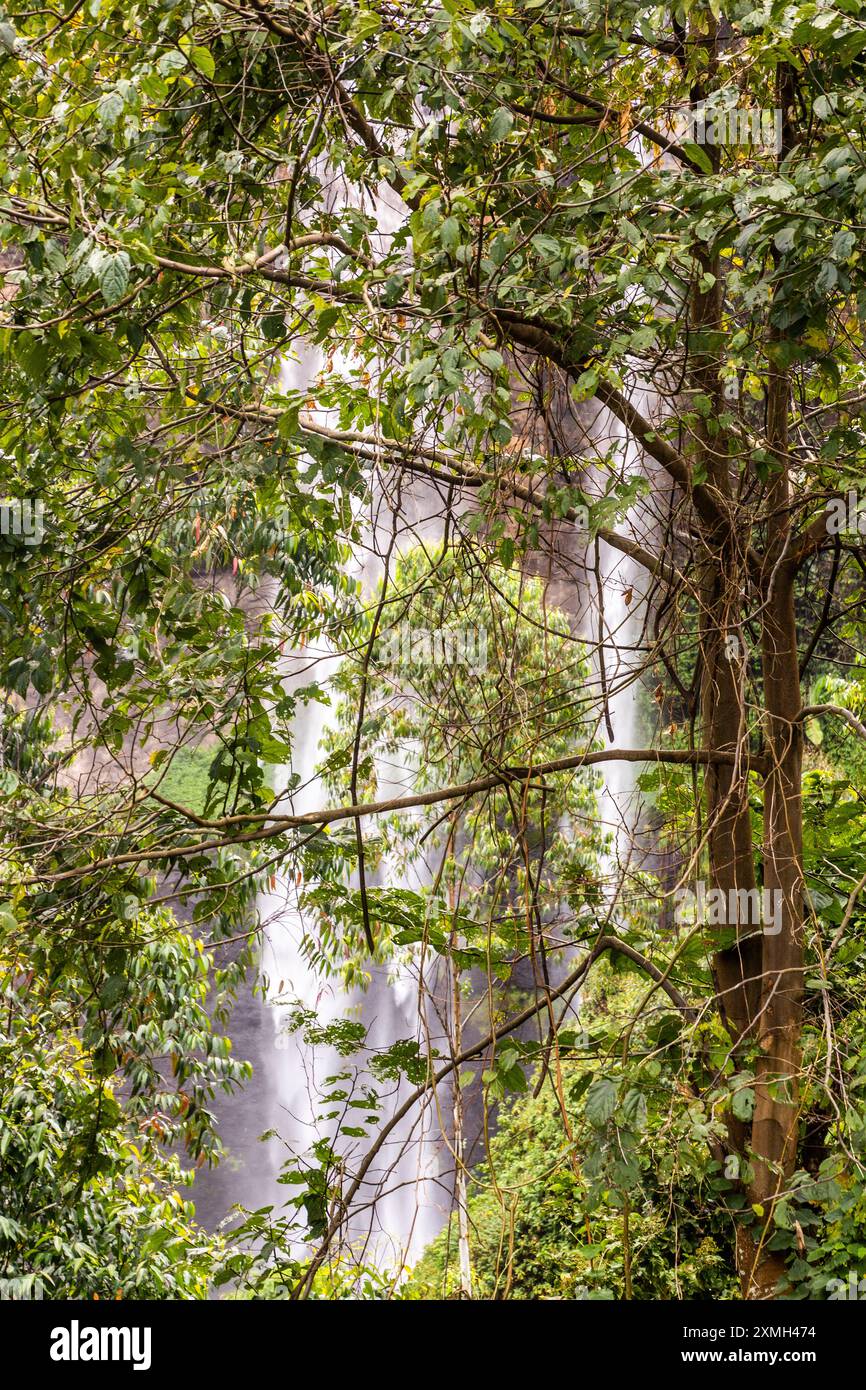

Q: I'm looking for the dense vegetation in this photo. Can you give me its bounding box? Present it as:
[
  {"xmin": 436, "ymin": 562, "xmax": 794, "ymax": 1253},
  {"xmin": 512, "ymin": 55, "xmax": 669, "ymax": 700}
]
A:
[{"xmin": 3, "ymin": 0, "xmax": 866, "ymax": 1302}]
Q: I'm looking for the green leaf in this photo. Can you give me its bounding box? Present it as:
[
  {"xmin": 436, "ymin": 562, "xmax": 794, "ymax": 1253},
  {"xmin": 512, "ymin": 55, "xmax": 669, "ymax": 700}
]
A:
[
  {"xmin": 99, "ymin": 974, "xmax": 127, "ymax": 1008},
  {"xmin": 31, "ymin": 659, "xmax": 53, "ymax": 695},
  {"xmin": 0, "ymin": 769, "xmax": 19, "ymax": 799},
  {"xmin": 571, "ymin": 367, "xmax": 598, "ymax": 402},
  {"xmin": 97, "ymin": 88, "xmax": 125, "ymax": 128},
  {"xmin": 680, "ymin": 141, "xmax": 714, "ymax": 175},
  {"xmin": 805, "ymin": 717, "xmax": 823, "ymax": 746},
  {"xmin": 585, "ymin": 1077, "xmax": 617, "ymax": 1127},
  {"xmin": 187, "ymin": 46, "xmax": 216, "ymax": 80},
  {"xmin": 611, "ymin": 1158, "xmax": 642, "ymax": 1191},
  {"xmin": 315, "ymin": 305, "xmax": 342, "ymax": 342},
  {"xmin": 351, "ymin": 11, "xmax": 381, "ymax": 41},
  {"xmin": 479, "ymin": 348, "xmax": 504, "ymax": 371},
  {"xmin": 261, "ymin": 311, "xmax": 287, "ymax": 341},
  {"xmin": 774, "ymin": 1199, "xmax": 791, "ymax": 1229},
  {"xmin": 815, "ymin": 261, "xmax": 838, "ymax": 296},
  {"xmin": 125, "ymin": 320, "xmax": 145, "ymax": 352},
  {"xmin": 621, "ymin": 1088, "xmax": 647, "ymax": 1131},
  {"xmin": 440, "ymin": 216, "xmax": 460, "ymax": 251},
  {"xmin": 488, "ymin": 107, "xmax": 513, "ymax": 143},
  {"xmin": 732, "ymin": 1084, "xmax": 756, "ymax": 1122},
  {"xmin": 99, "ymin": 252, "xmax": 130, "ymax": 305}
]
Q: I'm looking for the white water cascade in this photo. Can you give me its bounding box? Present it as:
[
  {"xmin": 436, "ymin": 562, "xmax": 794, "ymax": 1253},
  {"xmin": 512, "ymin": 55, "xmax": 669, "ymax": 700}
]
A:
[
  {"xmin": 192, "ymin": 180, "xmax": 452, "ymax": 1269},
  {"xmin": 256, "ymin": 535, "xmax": 447, "ymax": 1271},
  {"xmin": 239, "ymin": 307, "xmax": 454, "ymax": 1268},
  {"xmin": 595, "ymin": 391, "xmax": 653, "ymax": 895},
  {"xmin": 191, "ymin": 195, "xmax": 654, "ymax": 1275}
]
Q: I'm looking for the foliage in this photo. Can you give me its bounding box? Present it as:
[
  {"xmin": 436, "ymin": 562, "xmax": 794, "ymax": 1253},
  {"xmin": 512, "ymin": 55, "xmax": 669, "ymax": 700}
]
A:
[
  {"xmin": 409, "ymin": 960, "xmax": 739, "ymax": 1301},
  {"xmin": 0, "ymin": 1019, "xmax": 223, "ymax": 1299},
  {"xmin": 0, "ymin": 883, "xmax": 247, "ymax": 1296},
  {"xmin": 5, "ymin": 0, "xmax": 866, "ymax": 1300},
  {"xmin": 312, "ymin": 549, "xmax": 604, "ymax": 983}
]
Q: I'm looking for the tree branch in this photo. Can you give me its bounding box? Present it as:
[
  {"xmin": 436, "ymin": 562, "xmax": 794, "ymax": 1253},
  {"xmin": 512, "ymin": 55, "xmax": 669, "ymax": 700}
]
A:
[
  {"xmin": 35, "ymin": 745, "xmax": 768, "ymax": 884},
  {"xmin": 291, "ymin": 930, "xmax": 694, "ymax": 1296},
  {"xmin": 799, "ymin": 704, "xmax": 866, "ymax": 742}
]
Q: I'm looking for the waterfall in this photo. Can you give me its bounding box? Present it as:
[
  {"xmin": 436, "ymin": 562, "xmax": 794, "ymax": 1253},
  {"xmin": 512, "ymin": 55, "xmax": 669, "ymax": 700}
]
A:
[
  {"xmin": 258, "ymin": 641, "xmax": 446, "ymax": 1271},
  {"xmin": 595, "ymin": 390, "xmax": 651, "ymax": 894},
  {"xmin": 193, "ymin": 308, "xmax": 448, "ymax": 1269},
  {"xmin": 191, "ymin": 191, "xmax": 652, "ymax": 1270}
]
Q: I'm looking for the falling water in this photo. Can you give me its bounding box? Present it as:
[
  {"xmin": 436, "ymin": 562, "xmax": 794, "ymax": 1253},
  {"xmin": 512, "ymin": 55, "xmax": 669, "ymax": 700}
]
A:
[
  {"xmin": 257, "ymin": 636, "xmax": 446, "ymax": 1272},
  {"xmin": 594, "ymin": 390, "xmax": 652, "ymax": 895},
  {"xmin": 194, "ymin": 318, "xmax": 447, "ymax": 1269},
  {"xmin": 192, "ymin": 188, "xmax": 652, "ymax": 1271}
]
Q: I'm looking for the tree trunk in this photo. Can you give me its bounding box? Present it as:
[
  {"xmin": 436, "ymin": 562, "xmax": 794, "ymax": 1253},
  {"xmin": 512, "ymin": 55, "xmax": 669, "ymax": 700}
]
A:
[{"xmin": 743, "ymin": 351, "xmax": 804, "ymax": 1294}]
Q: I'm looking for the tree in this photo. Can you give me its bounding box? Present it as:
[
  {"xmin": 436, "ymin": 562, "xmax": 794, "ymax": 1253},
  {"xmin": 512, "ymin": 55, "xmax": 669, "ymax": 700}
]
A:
[{"xmin": 4, "ymin": 0, "xmax": 866, "ymax": 1299}]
